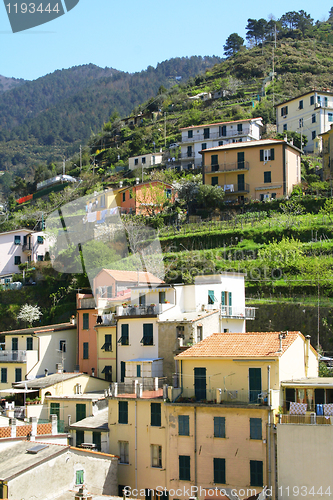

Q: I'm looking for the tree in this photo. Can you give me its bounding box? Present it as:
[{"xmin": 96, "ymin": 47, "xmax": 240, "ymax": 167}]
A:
[
  {"xmin": 246, "ymin": 18, "xmax": 268, "ymax": 46},
  {"xmin": 174, "ymin": 175, "xmax": 202, "ymax": 215},
  {"xmin": 196, "ymin": 185, "xmax": 225, "ymax": 211},
  {"xmin": 276, "ymin": 131, "xmax": 308, "ymax": 150},
  {"xmin": 17, "ymin": 304, "xmax": 42, "ymax": 327},
  {"xmin": 223, "ymin": 33, "xmax": 244, "ymax": 58}
]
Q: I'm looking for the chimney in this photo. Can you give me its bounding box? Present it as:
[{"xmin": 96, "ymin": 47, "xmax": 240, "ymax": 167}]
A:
[
  {"xmin": 30, "ymin": 416, "xmax": 37, "ymax": 441},
  {"xmin": 44, "ymin": 368, "xmax": 48, "ymax": 377},
  {"xmin": 56, "ymin": 363, "xmax": 63, "ymax": 374},
  {"xmin": 119, "ymin": 181, "xmax": 123, "ymax": 188},
  {"xmin": 10, "ymin": 418, "xmax": 16, "ymax": 438},
  {"xmin": 91, "ymin": 367, "xmax": 95, "ymax": 377},
  {"xmin": 278, "ymin": 331, "xmax": 288, "ymax": 353},
  {"xmin": 50, "ymin": 414, "xmax": 58, "ymax": 435}
]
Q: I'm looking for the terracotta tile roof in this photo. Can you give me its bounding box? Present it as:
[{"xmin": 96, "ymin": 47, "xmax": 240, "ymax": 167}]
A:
[
  {"xmin": 176, "ymin": 331, "xmax": 304, "ymax": 358},
  {"xmin": 103, "ymin": 269, "xmax": 164, "ymax": 284}
]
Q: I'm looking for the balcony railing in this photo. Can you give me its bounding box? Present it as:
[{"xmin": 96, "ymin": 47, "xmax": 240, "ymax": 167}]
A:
[
  {"xmin": 175, "ymin": 386, "xmax": 268, "ymax": 405},
  {"xmin": 223, "ymin": 183, "xmax": 250, "ymax": 194},
  {"xmin": 117, "ymin": 304, "xmax": 161, "ymax": 317},
  {"xmin": 78, "ymin": 298, "xmax": 96, "ymax": 309},
  {"xmin": 205, "ymin": 161, "xmax": 250, "ymax": 173},
  {"xmin": 0, "ymin": 350, "xmax": 27, "ymax": 362},
  {"xmin": 109, "ymin": 378, "xmax": 167, "ymax": 398},
  {"xmin": 22, "ymin": 244, "xmax": 32, "ymax": 253},
  {"xmin": 220, "ymin": 305, "xmax": 256, "ymax": 320},
  {"xmin": 277, "ymin": 414, "xmax": 332, "ymax": 425},
  {"xmin": 182, "ymin": 128, "xmax": 251, "ymax": 142}
]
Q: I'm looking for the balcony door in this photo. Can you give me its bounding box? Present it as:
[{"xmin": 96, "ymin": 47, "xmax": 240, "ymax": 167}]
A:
[
  {"xmin": 194, "ymin": 367, "xmax": 206, "ymax": 401},
  {"xmin": 12, "ymin": 337, "xmax": 18, "ymax": 361},
  {"xmin": 237, "ymin": 152, "xmax": 245, "ymax": 169},
  {"xmin": 237, "ymin": 174, "xmax": 245, "ymax": 191},
  {"xmin": 249, "ymin": 368, "xmax": 261, "ymax": 403}
]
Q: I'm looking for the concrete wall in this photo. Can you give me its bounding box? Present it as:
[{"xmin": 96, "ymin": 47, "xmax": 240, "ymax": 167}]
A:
[
  {"xmin": 277, "ymin": 423, "xmax": 333, "ymax": 499},
  {"xmin": 7, "ymin": 447, "xmax": 117, "ymax": 499}
]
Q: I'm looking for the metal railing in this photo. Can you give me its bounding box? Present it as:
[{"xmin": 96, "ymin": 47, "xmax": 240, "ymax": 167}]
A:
[
  {"xmin": 205, "ymin": 161, "xmax": 250, "ymax": 173},
  {"xmin": 120, "ymin": 304, "xmax": 161, "ymax": 316},
  {"xmin": 278, "ymin": 414, "xmax": 332, "ymax": 425},
  {"xmin": 0, "ymin": 350, "xmax": 27, "ymax": 362},
  {"xmin": 177, "ymin": 387, "xmax": 268, "ymax": 405},
  {"xmin": 182, "ymin": 129, "xmax": 252, "ymax": 142},
  {"xmin": 220, "ymin": 305, "xmax": 256, "ymax": 319},
  {"xmin": 223, "ymin": 183, "xmax": 250, "ymax": 194},
  {"xmin": 109, "ymin": 377, "xmax": 167, "ymax": 397},
  {"xmin": 78, "ymin": 298, "xmax": 95, "ymax": 309}
]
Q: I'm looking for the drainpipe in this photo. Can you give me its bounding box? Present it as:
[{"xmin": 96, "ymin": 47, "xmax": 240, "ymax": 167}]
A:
[
  {"xmin": 305, "ymin": 335, "xmax": 310, "ymax": 377},
  {"xmin": 135, "ymin": 400, "xmax": 138, "ymax": 492},
  {"xmin": 267, "ymin": 365, "xmax": 271, "ymax": 499},
  {"xmin": 194, "ymin": 406, "xmax": 197, "ymax": 489}
]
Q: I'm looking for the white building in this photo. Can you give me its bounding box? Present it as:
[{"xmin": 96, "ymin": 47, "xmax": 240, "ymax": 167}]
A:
[
  {"xmin": 115, "ymin": 273, "xmax": 255, "ymax": 384},
  {"xmin": 179, "ymin": 117, "xmax": 263, "ymax": 169},
  {"xmin": 275, "ymin": 89, "xmax": 333, "ymax": 153},
  {"xmin": 0, "ymin": 229, "xmax": 50, "ymax": 283},
  {"xmin": 128, "ymin": 152, "xmax": 163, "ymax": 171}
]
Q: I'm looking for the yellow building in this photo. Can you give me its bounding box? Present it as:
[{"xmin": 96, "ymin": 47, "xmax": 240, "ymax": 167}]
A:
[
  {"xmin": 95, "ymin": 324, "xmax": 117, "ymax": 381},
  {"xmin": 108, "ymin": 331, "xmax": 318, "ymax": 500},
  {"xmin": 320, "ymin": 124, "xmax": 333, "ymax": 181},
  {"xmin": 201, "ymin": 139, "xmax": 301, "ymax": 202}
]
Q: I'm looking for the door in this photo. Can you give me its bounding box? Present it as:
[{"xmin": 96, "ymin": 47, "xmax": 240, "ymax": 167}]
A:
[
  {"xmin": 12, "ymin": 337, "xmax": 18, "ymax": 361},
  {"xmin": 194, "ymin": 367, "xmax": 206, "ymax": 401},
  {"xmin": 76, "ymin": 403, "xmax": 86, "ymax": 422},
  {"xmin": 285, "ymin": 388, "xmax": 295, "ymax": 411},
  {"xmin": 121, "ymin": 361, "xmax": 126, "ymax": 383},
  {"xmin": 237, "ymin": 152, "xmax": 244, "ymax": 169},
  {"xmin": 237, "ymin": 174, "xmax": 245, "ymax": 191},
  {"xmin": 249, "ymin": 368, "xmax": 261, "ymax": 403}
]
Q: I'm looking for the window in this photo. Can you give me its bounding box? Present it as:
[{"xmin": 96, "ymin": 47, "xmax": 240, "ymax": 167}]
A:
[
  {"xmin": 134, "ymin": 158, "xmax": 139, "ymax": 165},
  {"xmin": 264, "ymin": 171, "xmax": 271, "ymax": 183},
  {"xmin": 208, "ymin": 290, "xmax": 216, "ymax": 305},
  {"xmin": 299, "ymin": 100, "xmax": 303, "ymax": 110},
  {"xmin": 83, "ymin": 342, "xmax": 89, "ymax": 359},
  {"xmin": 14, "ymin": 256, "xmax": 21, "ymax": 265},
  {"xmin": 188, "ymin": 130, "xmax": 193, "ymax": 139},
  {"xmin": 271, "ymin": 193, "xmax": 276, "ymax": 199},
  {"xmin": 312, "ymin": 114, "xmax": 316, "ymax": 123},
  {"xmin": 142, "ymin": 157, "xmax": 146, "ymax": 164},
  {"xmin": 218, "ymin": 141, "xmax": 223, "ymax": 146},
  {"xmin": 211, "ymin": 177, "xmax": 218, "ymax": 186},
  {"xmin": 151, "ymin": 403, "xmax": 161, "ymax": 426},
  {"xmin": 76, "ymin": 431, "xmax": 84, "ymax": 447},
  {"xmin": 310, "ymin": 95, "xmax": 315, "ymax": 105},
  {"xmin": 151, "ymin": 445, "xmax": 162, "ymax": 467},
  {"xmin": 312, "ymin": 131, "xmax": 316, "ymax": 140},
  {"xmin": 139, "ymin": 294, "xmax": 146, "ymax": 306},
  {"xmin": 250, "ymin": 418, "xmax": 262, "ymax": 440},
  {"xmin": 76, "ymin": 404, "xmax": 86, "ymax": 422},
  {"xmin": 211, "ymin": 154, "xmax": 218, "ymax": 171},
  {"xmin": 159, "ymin": 291, "xmax": 166, "ymax": 304},
  {"xmin": 76, "ymin": 470, "xmax": 84, "ymax": 485},
  {"xmin": 237, "ymin": 123, "xmax": 243, "ymax": 132},
  {"xmin": 280, "ymin": 106, "xmax": 288, "ymax": 116},
  {"xmin": 14, "ymin": 235, "xmax": 21, "ymax": 245},
  {"xmin": 119, "ymin": 441, "xmax": 129, "ymax": 463},
  {"xmin": 122, "ymin": 192, "xmax": 126, "ymax": 202},
  {"xmin": 220, "ymin": 125, "xmax": 226, "ymax": 137},
  {"xmin": 187, "ymin": 146, "xmax": 192, "ymax": 157},
  {"xmin": 201, "ymin": 143, "xmax": 207, "ymax": 150},
  {"xmin": 283, "ymin": 124, "xmax": 287, "ymax": 131},
  {"xmin": 37, "ymin": 236, "xmax": 43, "ymax": 244},
  {"xmin": 102, "ymin": 334, "xmax": 112, "ymax": 351},
  {"xmin": 102, "ymin": 365, "xmax": 112, "ymax": 381},
  {"xmin": 59, "ymin": 340, "xmax": 66, "ymax": 353},
  {"xmin": 329, "ymin": 113, "xmax": 333, "ymax": 123},
  {"xmin": 214, "ymin": 458, "xmax": 226, "ymax": 484},
  {"xmin": 119, "ymin": 401, "xmax": 128, "ymax": 424},
  {"xmin": 1, "ymin": 368, "xmax": 7, "ymax": 384},
  {"xmin": 119, "ymin": 324, "xmax": 129, "ymax": 346},
  {"xmin": 197, "ymin": 325, "xmax": 203, "ymax": 342},
  {"xmin": 178, "ymin": 415, "xmax": 189, "ymax": 436},
  {"xmin": 93, "ymin": 431, "xmax": 101, "ymax": 451},
  {"xmin": 250, "ymin": 460, "xmax": 263, "ymax": 487},
  {"xmin": 299, "ymin": 118, "xmax": 303, "ymax": 128},
  {"xmin": 137, "ymin": 364, "xmax": 141, "ymax": 377},
  {"xmin": 204, "ymin": 128, "xmax": 210, "ymax": 139},
  {"xmin": 142, "ymin": 324, "xmax": 153, "ymax": 346},
  {"xmin": 237, "ymin": 151, "xmax": 244, "ymax": 168},
  {"xmin": 26, "ymin": 337, "xmax": 33, "ymax": 351},
  {"xmin": 107, "ymin": 286, "xmax": 113, "ymax": 298},
  {"xmin": 15, "ymin": 368, "xmax": 22, "ymax": 382},
  {"xmin": 179, "ymin": 455, "xmax": 191, "ymax": 481},
  {"xmin": 82, "ymin": 313, "xmax": 89, "ymax": 330},
  {"xmin": 260, "ymin": 149, "xmax": 274, "ymax": 162},
  {"xmin": 214, "ymin": 417, "xmax": 225, "ymax": 438}
]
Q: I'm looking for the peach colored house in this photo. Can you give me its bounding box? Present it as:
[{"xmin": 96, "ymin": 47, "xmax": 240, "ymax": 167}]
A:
[
  {"xmin": 77, "ymin": 294, "xmax": 98, "ymax": 376},
  {"xmin": 115, "ymin": 181, "xmax": 174, "ymax": 215}
]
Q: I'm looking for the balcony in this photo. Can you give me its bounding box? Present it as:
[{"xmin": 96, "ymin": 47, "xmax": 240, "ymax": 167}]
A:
[
  {"xmin": 116, "ymin": 304, "xmax": 162, "ymax": 317},
  {"xmin": 220, "ymin": 305, "xmax": 256, "ymax": 320},
  {"xmin": 171, "ymin": 386, "xmax": 268, "ymax": 405},
  {"xmin": 22, "ymin": 244, "xmax": 32, "ymax": 254},
  {"xmin": 108, "ymin": 378, "xmax": 167, "ymax": 399},
  {"xmin": 182, "ymin": 128, "xmax": 251, "ymax": 143},
  {"xmin": 0, "ymin": 350, "xmax": 27, "ymax": 362},
  {"xmin": 223, "ymin": 183, "xmax": 250, "ymax": 194},
  {"xmin": 78, "ymin": 298, "xmax": 96, "ymax": 309},
  {"xmin": 277, "ymin": 414, "xmax": 332, "ymax": 425},
  {"xmin": 205, "ymin": 162, "xmax": 250, "ymax": 173}
]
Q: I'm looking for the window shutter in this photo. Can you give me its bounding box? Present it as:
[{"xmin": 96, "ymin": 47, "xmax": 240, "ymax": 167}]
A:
[
  {"xmin": 260, "ymin": 149, "xmax": 264, "ymax": 162},
  {"xmin": 228, "ymin": 292, "xmax": 232, "ymax": 307},
  {"xmin": 270, "ymin": 148, "xmax": 274, "ymax": 161}
]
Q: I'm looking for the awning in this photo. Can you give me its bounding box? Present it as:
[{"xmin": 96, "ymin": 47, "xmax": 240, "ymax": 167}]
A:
[{"xmin": 0, "ymin": 388, "xmax": 36, "ymax": 394}]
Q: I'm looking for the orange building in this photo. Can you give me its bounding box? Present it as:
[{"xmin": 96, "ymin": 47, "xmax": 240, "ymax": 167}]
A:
[{"xmin": 116, "ymin": 181, "xmax": 174, "ymax": 215}]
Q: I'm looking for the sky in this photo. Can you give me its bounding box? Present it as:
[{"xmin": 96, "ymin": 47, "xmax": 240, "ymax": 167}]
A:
[{"xmin": 0, "ymin": 0, "xmax": 333, "ymax": 81}]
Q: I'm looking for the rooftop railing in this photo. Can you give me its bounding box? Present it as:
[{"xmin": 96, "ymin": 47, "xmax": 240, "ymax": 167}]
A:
[{"xmin": 0, "ymin": 350, "xmax": 27, "ymax": 362}]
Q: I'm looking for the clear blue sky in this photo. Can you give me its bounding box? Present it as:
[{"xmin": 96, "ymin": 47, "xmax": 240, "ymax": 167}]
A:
[{"xmin": 0, "ymin": 0, "xmax": 332, "ymax": 81}]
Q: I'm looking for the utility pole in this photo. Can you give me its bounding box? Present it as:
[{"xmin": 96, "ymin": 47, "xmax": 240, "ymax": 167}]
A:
[
  {"xmin": 164, "ymin": 112, "xmax": 166, "ymax": 147},
  {"xmin": 80, "ymin": 145, "xmax": 82, "ymax": 174},
  {"xmin": 63, "ymin": 158, "xmax": 65, "ymax": 176}
]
